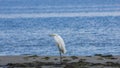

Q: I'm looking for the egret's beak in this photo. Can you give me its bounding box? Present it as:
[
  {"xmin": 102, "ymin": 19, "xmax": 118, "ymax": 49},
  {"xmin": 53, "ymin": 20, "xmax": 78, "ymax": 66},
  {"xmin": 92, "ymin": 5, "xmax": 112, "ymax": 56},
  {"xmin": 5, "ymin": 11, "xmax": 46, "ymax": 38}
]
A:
[{"xmin": 49, "ymin": 34, "xmax": 55, "ymax": 37}]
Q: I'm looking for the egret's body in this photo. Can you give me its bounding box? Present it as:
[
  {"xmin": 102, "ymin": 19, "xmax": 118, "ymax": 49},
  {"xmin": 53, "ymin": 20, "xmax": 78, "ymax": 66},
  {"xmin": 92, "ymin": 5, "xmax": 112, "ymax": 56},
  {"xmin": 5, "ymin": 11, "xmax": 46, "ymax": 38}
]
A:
[
  {"xmin": 50, "ymin": 34, "xmax": 67, "ymax": 64},
  {"xmin": 52, "ymin": 34, "xmax": 66, "ymax": 54}
]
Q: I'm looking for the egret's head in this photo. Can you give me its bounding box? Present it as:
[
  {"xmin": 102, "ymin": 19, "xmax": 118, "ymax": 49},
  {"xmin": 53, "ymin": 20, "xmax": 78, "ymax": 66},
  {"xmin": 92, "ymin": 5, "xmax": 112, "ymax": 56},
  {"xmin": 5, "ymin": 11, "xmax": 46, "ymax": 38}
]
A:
[{"xmin": 49, "ymin": 34, "xmax": 58, "ymax": 37}]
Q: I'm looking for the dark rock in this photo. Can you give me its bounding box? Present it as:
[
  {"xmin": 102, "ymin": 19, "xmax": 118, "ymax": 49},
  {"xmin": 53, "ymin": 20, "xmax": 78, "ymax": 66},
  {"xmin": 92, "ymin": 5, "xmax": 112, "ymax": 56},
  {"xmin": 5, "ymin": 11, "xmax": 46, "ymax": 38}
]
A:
[{"xmin": 71, "ymin": 56, "xmax": 78, "ymax": 60}]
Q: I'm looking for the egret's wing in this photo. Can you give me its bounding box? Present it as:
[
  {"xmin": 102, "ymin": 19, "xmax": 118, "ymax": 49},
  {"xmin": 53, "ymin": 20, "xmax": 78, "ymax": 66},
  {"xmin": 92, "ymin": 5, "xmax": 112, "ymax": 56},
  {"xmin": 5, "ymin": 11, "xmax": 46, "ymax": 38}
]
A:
[{"xmin": 55, "ymin": 35, "xmax": 67, "ymax": 54}]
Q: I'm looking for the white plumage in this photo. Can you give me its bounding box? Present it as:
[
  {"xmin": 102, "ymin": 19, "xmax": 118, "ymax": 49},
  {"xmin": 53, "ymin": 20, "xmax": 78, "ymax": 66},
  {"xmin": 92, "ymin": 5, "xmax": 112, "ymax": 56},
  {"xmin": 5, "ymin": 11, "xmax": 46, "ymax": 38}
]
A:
[
  {"xmin": 50, "ymin": 34, "xmax": 66, "ymax": 54},
  {"xmin": 52, "ymin": 34, "xmax": 66, "ymax": 54},
  {"xmin": 49, "ymin": 33, "xmax": 67, "ymax": 64}
]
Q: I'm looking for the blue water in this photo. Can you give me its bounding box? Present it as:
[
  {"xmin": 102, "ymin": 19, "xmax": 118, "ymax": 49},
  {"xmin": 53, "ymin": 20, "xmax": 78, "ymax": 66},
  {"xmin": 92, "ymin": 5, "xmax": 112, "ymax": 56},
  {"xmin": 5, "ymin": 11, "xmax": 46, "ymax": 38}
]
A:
[{"xmin": 0, "ymin": 0, "xmax": 120, "ymax": 56}]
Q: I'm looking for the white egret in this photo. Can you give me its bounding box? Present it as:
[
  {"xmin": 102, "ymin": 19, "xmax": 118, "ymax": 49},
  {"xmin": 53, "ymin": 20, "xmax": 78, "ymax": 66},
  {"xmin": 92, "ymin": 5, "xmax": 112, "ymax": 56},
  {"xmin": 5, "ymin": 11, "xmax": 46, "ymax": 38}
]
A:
[{"xmin": 49, "ymin": 34, "xmax": 67, "ymax": 64}]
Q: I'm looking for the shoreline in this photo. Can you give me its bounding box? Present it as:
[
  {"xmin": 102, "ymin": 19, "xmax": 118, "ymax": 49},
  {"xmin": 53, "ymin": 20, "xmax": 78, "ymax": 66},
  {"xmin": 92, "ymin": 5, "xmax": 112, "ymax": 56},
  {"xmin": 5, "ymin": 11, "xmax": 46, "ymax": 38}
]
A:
[{"xmin": 0, "ymin": 54, "xmax": 120, "ymax": 68}]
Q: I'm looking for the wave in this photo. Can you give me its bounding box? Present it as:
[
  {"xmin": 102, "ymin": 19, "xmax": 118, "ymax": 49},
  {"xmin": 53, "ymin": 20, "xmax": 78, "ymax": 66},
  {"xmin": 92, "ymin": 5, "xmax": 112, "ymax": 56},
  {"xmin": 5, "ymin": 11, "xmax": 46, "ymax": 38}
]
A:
[{"xmin": 0, "ymin": 12, "xmax": 120, "ymax": 18}]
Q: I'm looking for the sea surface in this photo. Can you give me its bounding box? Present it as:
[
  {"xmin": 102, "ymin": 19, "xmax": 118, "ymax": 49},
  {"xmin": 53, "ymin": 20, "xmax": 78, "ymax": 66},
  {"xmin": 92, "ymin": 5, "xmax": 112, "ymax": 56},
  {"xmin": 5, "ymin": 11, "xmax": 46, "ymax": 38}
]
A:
[{"xmin": 0, "ymin": 0, "xmax": 120, "ymax": 56}]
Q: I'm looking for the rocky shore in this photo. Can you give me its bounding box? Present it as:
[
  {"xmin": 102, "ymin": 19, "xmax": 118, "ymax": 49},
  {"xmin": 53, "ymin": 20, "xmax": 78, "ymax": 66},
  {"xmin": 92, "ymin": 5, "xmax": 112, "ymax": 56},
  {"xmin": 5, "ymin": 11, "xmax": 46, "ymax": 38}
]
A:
[{"xmin": 0, "ymin": 54, "xmax": 120, "ymax": 68}]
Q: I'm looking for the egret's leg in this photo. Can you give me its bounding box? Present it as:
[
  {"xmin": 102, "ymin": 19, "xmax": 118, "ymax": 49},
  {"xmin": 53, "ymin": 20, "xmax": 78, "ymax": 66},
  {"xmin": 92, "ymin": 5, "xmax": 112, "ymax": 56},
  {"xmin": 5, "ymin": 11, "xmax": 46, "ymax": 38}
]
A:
[{"xmin": 59, "ymin": 50, "xmax": 62, "ymax": 64}]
